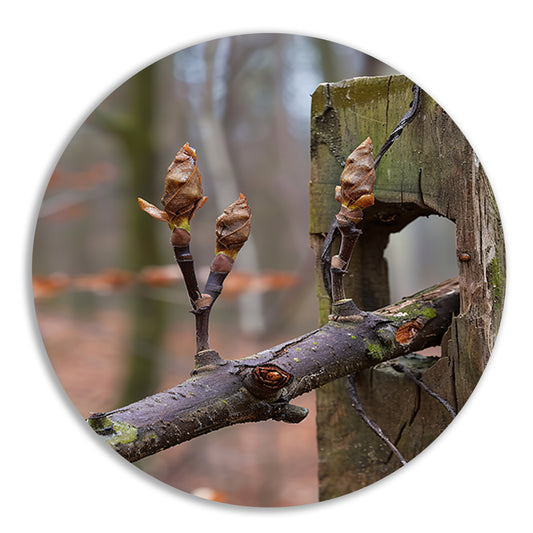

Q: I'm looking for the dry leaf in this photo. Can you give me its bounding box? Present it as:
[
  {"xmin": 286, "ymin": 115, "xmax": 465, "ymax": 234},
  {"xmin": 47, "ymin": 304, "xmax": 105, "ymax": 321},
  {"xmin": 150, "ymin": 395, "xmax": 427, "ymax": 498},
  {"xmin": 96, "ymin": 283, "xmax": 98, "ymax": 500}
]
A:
[
  {"xmin": 215, "ymin": 194, "xmax": 252, "ymax": 259},
  {"xmin": 139, "ymin": 265, "xmax": 180, "ymax": 286},
  {"xmin": 222, "ymin": 270, "xmax": 299, "ymax": 298},
  {"xmin": 32, "ymin": 273, "xmax": 71, "ymax": 299},
  {"xmin": 73, "ymin": 269, "xmax": 135, "ymax": 292},
  {"xmin": 33, "ymin": 266, "xmax": 298, "ymax": 299}
]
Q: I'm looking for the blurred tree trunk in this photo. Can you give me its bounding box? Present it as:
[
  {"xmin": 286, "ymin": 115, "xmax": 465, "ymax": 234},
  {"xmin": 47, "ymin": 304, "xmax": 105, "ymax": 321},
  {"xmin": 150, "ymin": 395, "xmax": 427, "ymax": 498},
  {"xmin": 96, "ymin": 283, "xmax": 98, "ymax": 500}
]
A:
[
  {"xmin": 97, "ymin": 64, "xmax": 168, "ymax": 405},
  {"xmin": 194, "ymin": 39, "xmax": 266, "ymax": 335},
  {"xmin": 310, "ymin": 75, "xmax": 505, "ymax": 500},
  {"xmin": 123, "ymin": 65, "xmax": 168, "ymax": 405}
]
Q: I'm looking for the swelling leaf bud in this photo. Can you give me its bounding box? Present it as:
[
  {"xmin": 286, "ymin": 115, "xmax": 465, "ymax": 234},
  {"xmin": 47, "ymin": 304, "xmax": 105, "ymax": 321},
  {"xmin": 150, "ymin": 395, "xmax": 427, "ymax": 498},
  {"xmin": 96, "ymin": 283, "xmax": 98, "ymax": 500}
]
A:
[
  {"xmin": 138, "ymin": 143, "xmax": 207, "ymax": 231},
  {"xmin": 161, "ymin": 143, "xmax": 207, "ymax": 229},
  {"xmin": 215, "ymin": 194, "xmax": 252, "ymax": 260},
  {"xmin": 336, "ymin": 137, "xmax": 376, "ymax": 214}
]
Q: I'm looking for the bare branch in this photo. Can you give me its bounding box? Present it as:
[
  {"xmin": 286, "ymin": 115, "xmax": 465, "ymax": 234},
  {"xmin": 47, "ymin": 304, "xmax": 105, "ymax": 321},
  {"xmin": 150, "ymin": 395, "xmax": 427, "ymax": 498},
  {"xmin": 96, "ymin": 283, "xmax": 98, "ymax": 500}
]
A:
[
  {"xmin": 391, "ymin": 362, "xmax": 457, "ymax": 418},
  {"xmin": 346, "ymin": 375, "xmax": 407, "ymax": 466},
  {"xmin": 88, "ymin": 278, "xmax": 459, "ymax": 462}
]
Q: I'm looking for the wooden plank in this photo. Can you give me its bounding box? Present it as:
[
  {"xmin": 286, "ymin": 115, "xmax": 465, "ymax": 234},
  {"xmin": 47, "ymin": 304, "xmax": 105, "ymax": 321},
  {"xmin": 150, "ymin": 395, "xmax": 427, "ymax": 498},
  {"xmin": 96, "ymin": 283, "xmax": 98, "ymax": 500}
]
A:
[{"xmin": 310, "ymin": 74, "xmax": 505, "ymax": 500}]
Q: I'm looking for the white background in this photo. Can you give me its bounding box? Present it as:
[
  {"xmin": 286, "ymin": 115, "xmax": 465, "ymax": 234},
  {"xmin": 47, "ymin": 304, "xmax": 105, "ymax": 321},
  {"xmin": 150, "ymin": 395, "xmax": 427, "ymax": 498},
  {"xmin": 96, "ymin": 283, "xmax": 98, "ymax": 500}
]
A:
[{"xmin": 2, "ymin": 1, "xmax": 531, "ymax": 530}]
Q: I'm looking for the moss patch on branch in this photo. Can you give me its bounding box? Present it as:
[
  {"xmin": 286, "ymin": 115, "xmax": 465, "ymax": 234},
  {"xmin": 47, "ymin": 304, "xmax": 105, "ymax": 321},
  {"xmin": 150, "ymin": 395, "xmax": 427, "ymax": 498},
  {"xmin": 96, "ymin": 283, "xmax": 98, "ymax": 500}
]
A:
[
  {"xmin": 366, "ymin": 341, "xmax": 383, "ymax": 361},
  {"xmin": 88, "ymin": 415, "xmax": 138, "ymax": 446}
]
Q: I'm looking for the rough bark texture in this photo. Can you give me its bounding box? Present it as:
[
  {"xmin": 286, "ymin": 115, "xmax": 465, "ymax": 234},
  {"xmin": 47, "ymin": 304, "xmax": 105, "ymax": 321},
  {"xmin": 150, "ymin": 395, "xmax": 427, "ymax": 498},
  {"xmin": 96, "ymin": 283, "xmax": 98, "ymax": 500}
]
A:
[
  {"xmin": 88, "ymin": 279, "xmax": 458, "ymax": 463},
  {"xmin": 310, "ymin": 74, "xmax": 505, "ymax": 500}
]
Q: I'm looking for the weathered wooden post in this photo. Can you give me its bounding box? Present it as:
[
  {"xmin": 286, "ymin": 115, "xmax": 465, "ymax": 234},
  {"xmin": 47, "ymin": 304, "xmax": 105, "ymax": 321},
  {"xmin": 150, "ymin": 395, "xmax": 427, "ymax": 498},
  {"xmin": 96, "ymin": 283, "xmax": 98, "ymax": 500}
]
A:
[{"xmin": 309, "ymin": 74, "xmax": 505, "ymax": 500}]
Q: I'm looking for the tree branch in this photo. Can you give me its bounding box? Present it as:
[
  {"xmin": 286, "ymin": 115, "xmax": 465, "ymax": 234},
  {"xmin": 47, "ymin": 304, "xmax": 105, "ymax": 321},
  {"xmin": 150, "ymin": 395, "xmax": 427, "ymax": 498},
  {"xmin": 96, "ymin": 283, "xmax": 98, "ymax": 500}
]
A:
[
  {"xmin": 391, "ymin": 362, "xmax": 457, "ymax": 418},
  {"xmin": 346, "ymin": 374, "xmax": 407, "ymax": 466},
  {"xmin": 88, "ymin": 278, "xmax": 459, "ymax": 462}
]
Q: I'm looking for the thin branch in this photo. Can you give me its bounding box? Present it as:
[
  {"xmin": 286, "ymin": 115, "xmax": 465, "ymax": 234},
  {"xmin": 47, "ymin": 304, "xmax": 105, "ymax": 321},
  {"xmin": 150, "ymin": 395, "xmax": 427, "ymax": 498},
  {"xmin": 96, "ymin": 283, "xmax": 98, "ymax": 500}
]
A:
[
  {"xmin": 330, "ymin": 222, "xmax": 361, "ymax": 304},
  {"xmin": 321, "ymin": 85, "xmax": 422, "ymax": 300},
  {"xmin": 88, "ymin": 278, "xmax": 459, "ymax": 462},
  {"xmin": 346, "ymin": 374, "xmax": 407, "ymax": 466},
  {"xmin": 391, "ymin": 362, "xmax": 457, "ymax": 418},
  {"xmin": 172, "ymin": 240, "xmax": 202, "ymax": 304},
  {"xmin": 329, "ymin": 137, "xmax": 376, "ymax": 305},
  {"xmin": 374, "ymin": 83, "xmax": 421, "ymax": 169}
]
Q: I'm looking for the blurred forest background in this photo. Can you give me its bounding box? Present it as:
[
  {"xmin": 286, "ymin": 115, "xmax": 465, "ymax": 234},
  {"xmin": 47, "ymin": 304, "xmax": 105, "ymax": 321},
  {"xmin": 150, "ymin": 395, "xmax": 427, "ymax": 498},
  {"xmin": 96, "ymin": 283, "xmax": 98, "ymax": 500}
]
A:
[{"xmin": 33, "ymin": 33, "xmax": 457, "ymax": 507}]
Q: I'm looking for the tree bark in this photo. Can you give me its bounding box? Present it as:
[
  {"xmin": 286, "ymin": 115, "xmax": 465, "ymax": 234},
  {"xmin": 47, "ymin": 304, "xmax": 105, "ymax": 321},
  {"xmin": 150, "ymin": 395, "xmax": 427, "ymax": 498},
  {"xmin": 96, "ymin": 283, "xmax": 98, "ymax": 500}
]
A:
[
  {"xmin": 88, "ymin": 278, "xmax": 458, "ymax": 463},
  {"xmin": 310, "ymin": 74, "xmax": 505, "ymax": 500}
]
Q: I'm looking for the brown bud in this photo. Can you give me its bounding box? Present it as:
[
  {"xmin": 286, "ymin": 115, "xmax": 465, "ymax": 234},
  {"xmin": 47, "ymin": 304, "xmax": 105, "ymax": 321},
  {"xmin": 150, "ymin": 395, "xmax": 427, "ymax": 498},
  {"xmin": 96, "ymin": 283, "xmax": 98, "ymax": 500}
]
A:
[
  {"xmin": 215, "ymin": 194, "xmax": 252, "ymax": 259},
  {"xmin": 336, "ymin": 137, "xmax": 376, "ymax": 212},
  {"xmin": 138, "ymin": 143, "xmax": 207, "ymax": 230},
  {"xmin": 161, "ymin": 143, "xmax": 207, "ymax": 228}
]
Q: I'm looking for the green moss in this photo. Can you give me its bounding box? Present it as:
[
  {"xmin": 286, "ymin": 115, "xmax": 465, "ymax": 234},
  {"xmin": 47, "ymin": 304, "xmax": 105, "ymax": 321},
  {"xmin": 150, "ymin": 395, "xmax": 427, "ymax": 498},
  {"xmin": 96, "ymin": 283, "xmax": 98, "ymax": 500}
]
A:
[
  {"xmin": 385, "ymin": 303, "xmax": 437, "ymax": 323},
  {"xmin": 487, "ymin": 256, "xmax": 504, "ymax": 307},
  {"xmin": 106, "ymin": 421, "xmax": 138, "ymax": 446},
  {"xmin": 87, "ymin": 414, "xmax": 111, "ymax": 433},
  {"xmin": 420, "ymin": 307, "xmax": 437, "ymax": 320},
  {"xmin": 88, "ymin": 415, "xmax": 138, "ymax": 446},
  {"xmin": 376, "ymin": 327, "xmax": 396, "ymax": 350},
  {"xmin": 366, "ymin": 342, "xmax": 383, "ymax": 361},
  {"xmin": 294, "ymin": 357, "xmax": 300, "ymax": 362}
]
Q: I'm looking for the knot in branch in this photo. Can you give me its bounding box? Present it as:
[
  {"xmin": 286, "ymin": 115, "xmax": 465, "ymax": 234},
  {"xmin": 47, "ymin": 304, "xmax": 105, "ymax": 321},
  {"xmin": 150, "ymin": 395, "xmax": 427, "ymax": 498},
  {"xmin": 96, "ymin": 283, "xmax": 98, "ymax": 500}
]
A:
[
  {"xmin": 395, "ymin": 317, "xmax": 428, "ymax": 345},
  {"xmin": 244, "ymin": 364, "xmax": 292, "ymax": 401},
  {"xmin": 253, "ymin": 365, "xmax": 292, "ymax": 389}
]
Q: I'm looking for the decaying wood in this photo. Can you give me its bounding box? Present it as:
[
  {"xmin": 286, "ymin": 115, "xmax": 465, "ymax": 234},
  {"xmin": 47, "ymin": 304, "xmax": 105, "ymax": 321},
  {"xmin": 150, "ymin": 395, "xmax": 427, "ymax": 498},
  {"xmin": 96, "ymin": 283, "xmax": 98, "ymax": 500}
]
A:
[
  {"xmin": 310, "ymin": 74, "xmax": 505, "ymax": 500},
  {"xmin": 88, "ymin": 278, "xmax": 458, "ymax": 463}
]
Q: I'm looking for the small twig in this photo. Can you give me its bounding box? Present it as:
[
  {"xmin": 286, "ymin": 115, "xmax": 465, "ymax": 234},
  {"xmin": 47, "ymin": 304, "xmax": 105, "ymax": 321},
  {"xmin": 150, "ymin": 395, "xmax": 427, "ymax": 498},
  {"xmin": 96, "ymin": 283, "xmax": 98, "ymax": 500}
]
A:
[
  {"xmin": 170, "ymin": 228, "xmax": 213, "ymax": 352},
  {"xmin": 171, "ymin": 241, "xmax": 202, "ymax": 304},
  {"xmin": 374, "ymin": 83, "xmax": 421, "ymax": 169},
  {"xmin": 330, "ymin": 222, "xmax": 362, "ymax": 303},
  {"xmin": 194, "ymin": 307, "xmax": 212, "ymax": 352},
  {"xmin": 321, "ymin": 84, "xmax": 422, "ymax": 300},
  {"xmin": 328, "ymin": 137, "xmax": 375, "ymax": 306},
  {"xmin": 203, "ymin": 266, "xmax": 231, "ymax": 307},
  {"xmin": 347, "ymin": 374, "xmax": 407, "ymax": 466},
  {"xmin": 320, "ymin": 217, "xmax": 339, "ymax": 299},
  {"xmin": 138, "ymin": 145, "xmax": 251, "ymax": 356},
  {"xmin": 193, "ymin": 255, "xmax": 233, "ymax": 353},
  {"xmin": 391, "ymin": 362, "xmax": 457, "ymax": 418}
]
